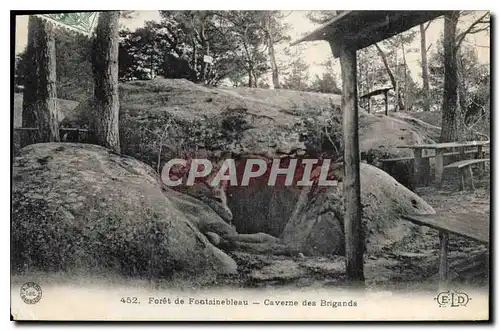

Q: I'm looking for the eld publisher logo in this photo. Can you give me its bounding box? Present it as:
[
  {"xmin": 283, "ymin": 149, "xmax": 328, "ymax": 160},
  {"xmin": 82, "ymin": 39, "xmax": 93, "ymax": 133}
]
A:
[{"xmin": 434, "ymin": 290, "xmax": 470, "ymax": 308}]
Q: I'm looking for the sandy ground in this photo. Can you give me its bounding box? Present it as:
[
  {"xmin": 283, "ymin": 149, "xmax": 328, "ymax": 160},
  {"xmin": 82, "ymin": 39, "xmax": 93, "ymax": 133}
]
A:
[{"xmin": 224, "ymin": 170, "xmax": 490, "ymax": 292}]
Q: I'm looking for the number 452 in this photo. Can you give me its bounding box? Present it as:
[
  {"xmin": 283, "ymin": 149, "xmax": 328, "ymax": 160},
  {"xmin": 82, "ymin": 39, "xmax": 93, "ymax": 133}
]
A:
[{"xmin": 121, "ymin": 297, "xmax": 139, "ymax": 304}]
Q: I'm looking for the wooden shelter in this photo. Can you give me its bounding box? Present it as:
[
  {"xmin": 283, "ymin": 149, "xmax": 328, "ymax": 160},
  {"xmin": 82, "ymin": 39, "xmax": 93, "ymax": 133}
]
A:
[
  {"xmin": 359, "ymin": 86, "xmax": 393, "ymax": 115},
  {"xmin": 292, "ymin": 11, "xmax": 445, "ymax": 283}
]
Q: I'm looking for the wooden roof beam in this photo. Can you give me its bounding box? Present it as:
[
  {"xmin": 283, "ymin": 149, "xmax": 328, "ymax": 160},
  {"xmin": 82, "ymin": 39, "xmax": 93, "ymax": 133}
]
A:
[{"xmin": 292, "ymin": 11, "xmax": 447, "ymax": 58}]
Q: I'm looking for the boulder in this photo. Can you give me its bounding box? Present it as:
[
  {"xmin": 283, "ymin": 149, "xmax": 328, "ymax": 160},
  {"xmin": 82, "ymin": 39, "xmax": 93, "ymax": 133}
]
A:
[
  {"xmin": 166, "ymin": 186, "xmax": 237, "ymax": 238},
  {"xmin": 11, "ymin": 143, "xmax": 237, "ymax": 278},
  {"xmin": 281, "ymin": 163, "xmax": 436, "ymax": 256}
]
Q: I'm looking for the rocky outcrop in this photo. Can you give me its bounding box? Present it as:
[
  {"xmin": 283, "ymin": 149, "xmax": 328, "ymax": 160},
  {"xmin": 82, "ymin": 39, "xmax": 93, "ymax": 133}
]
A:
[
  {"xmin": 13, "ymin": 79, "xmax": 441, "ymax": 235},
  {"xmin": 11, "ymin": 143, "xmax": 237, "ymax": 278},
  {"xmin": 281, "ymin": 163, "xmax": 436, "ymax": 256},
  {"xmin": 166, "ymin": 186, "xmax": 237, "ymax": 238}
]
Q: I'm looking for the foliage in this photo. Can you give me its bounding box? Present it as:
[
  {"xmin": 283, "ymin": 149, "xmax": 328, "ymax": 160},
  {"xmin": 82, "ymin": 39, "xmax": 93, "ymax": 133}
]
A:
[
  {"xmin": 308, "ymin": 60, "xmax": 341, "ymax": 94},
  {"xmin": 295, "ymin": 101, "xmax": 343, "ymax": 158},
  {"xmin": 429, "ymin": 32, "xmax": 490, "ymax": 139},
  {"xmin": 306, "ymin": 10, "xmax": 345, "ymax": 24},
  {"xmin": 118, "ymin": 23, "xmax": 168, "ymax": 81},
  {"xmin": 116, "ymin": 11, "xmax": 290, "ymax": 87},
  {"xmin": 281, "ymin": 47, "xmax": 310, "ymax": 91},
  {"xmin": 16, "ymin": 11, "xmax": 291, "ymax": 92},
  {"xmin": 16, "ymin": 28, "xmax": 93, "ymax": 101},
  {"xmin": 308, "ymin": 73, "xmax": 341, "ymax": 94}
]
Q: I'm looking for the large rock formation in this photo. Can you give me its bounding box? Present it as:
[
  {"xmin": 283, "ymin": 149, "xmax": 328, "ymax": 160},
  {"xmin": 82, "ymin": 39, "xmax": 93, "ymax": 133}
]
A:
[
  {"xmin": 11, "ymin": 143, "xmax": 237, "ymax": 278},
  {"xmin": 13, "ymin": 78, "xmax": 441, "ymax": 235},
  {"xmin": 281, "ymin": 163, "xmax": 436, "ymax": 256}
]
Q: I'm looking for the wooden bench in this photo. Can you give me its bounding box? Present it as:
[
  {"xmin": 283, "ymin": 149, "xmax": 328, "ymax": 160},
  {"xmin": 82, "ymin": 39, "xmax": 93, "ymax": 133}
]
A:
[
  {"xmin": 14, "ymin": 127, "xmax": 92, "ymax": 143},
  {"xmin": 396, "ymin": 141, "xmax": 490, "ymax": 187},
  {"xmin": 380, "ymin": 149, "xmax": 484, "ymax": 163},
  {"xmin": 403, "ymin": 212, "xmax": 489, "ymax": 289},
  {"xmin": 380, "ymin": 150, "xmax": 482, "ymax": 187},
  {"xmin": 380, "ymin": 150, "xmax": 489, "ymax": 188},
  {"xmin": 443, "ymin": 158, "xmax": 490, "ymax": 191}
]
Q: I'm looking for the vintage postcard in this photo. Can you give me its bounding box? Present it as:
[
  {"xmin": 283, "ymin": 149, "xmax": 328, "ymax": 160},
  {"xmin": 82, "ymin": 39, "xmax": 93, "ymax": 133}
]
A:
[{"xmin": 11, "ymin": 10, "xmax": 490, "ymax": 321}]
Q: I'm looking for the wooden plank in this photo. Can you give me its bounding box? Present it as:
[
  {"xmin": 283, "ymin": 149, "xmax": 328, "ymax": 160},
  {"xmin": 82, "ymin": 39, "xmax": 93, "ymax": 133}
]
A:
[
  {"xmin": 290, "ymin": 11, "xmax": 352, "ymax": 46},
  {"xmin": 339, "ymin": 12, "xmax": 446, "ymax": 56},
  {"xmin": 339, "ymin": 43, "xmax": 364, "ymax": 282},
  {"xmin": 381, "ymin": 150, "xmax": 481, "ymax": 163},
  {"xmin": 380, "ymin": 156, "xmax": 414, "ymax": 162},
  {"xmin": 402, "ymin": 213, "xmax": 490, "ymax": 244},
  {"xmin": 397, "ymin": 141, "xmax": 490, "ymax": 149},
  {"xmin": 14, "ymin": 127, "xmax": 91, "ymax": 132},
  {"xmin": 443, "ymin": 158, "xmax": 490, "ymax": 169},
  {"xmin": 360, "ymin": 87, "xmax": 392, "ymax": 99},
  {"xmin": 291, "ymin": 11, "xmax": 445, "ymax": 56}
]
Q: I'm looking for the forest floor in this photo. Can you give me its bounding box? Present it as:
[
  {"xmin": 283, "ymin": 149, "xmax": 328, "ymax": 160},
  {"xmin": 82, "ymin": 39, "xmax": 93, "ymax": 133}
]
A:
[
  {"xmin": 13, "ymin": 172, "xmax": 489, "ymax": 292},
  {"xmin": 223, "ymin": 171, "xmax": 490, "ymax": 292}
]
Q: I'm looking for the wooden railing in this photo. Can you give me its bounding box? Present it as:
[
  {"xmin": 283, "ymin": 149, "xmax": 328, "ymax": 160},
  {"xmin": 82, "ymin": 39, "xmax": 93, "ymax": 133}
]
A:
[{"xmin": 14, "ymin": 127, "xmax": 93, "ymax": 145}]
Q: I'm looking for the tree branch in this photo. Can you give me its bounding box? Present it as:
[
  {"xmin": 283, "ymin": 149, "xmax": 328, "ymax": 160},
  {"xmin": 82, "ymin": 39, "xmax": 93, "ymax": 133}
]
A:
[
  {"xmin": 424, "ymin": 20, "xmax": 432, "ymax": 31},
  {"xmin": 455, "ymin": 12, "xmax": 489, "ymax": 49}
]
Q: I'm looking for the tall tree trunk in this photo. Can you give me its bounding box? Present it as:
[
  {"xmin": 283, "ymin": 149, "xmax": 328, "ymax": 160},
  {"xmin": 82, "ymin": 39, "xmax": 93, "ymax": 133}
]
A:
[
  {"xmin": 265, "ymin": 14, "xmax": 280, "ymax": 89},
  {"xmin": 440, "ymin": 11, "xmax": 460, "ymax": 143},
  {"xmin": 150, "ymin": 52, "xmax": 154, "ymax": 80},
  {"xmin": 401, "ymin": 41, "xmax": 409, "ymax": 109},
  {"xmin": 92, "ymin": 11, "xmax": 121, "ymax": 153},
  {"xmin": 457, "ymin": 56, "xmax": 468, "ymax": 136},
  {"xmin": 200, "ymin": 25, "xmax": 210, "ymax": 83},
  {"xmin": 374, "ymin": 43, "xmax": 405, "ymax": 111},
  {"xmin": 22, "ymin": 16, "xmax": 60, "ymax": 145},
  {"xmin": 268, "ymin": 36, "xmax": 280, "ymax": 89},
  {"xmin": 247, "ymin": 69, "xmax": 253, "ymax": 88},
  {"xmin": 202, "ymin": 44, "xmax": 210, "ymax": 83},
  {"xmin": 191, "ymin": 37, "xmax": 197, "ymax": 79},
  {"xmin": 242, "ymin": 40, "xmax": 255, "ymax": 88},
  {"xmin": 21, "ymin": 16, "xmax": 39, "ymax": 147},
  {"xmin": 419, "ymin": 23, "xmax": 431, "ymax": 112}
]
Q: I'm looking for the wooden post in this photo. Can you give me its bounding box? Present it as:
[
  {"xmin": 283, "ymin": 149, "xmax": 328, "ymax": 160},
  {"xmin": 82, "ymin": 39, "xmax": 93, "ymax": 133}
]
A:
[
  {"xmin": 459, "ymin": 146, "xmax": 466, "ymax": 160},
  {"xmin": 368, "ymin": 97, "xmax": 372, "ymax": 114},
  {"xmin": 384, "ymin": 90, "xmax": 389, "ymax": 115},
  {"xmin": 459, "ymin": 168, "xmax": 466, "ymax": 191},
  {"xmin": 338, "ymin": 43, "xmax": 364, "ymax": 283},
  {"xmin": 435, "ymin": 149, "xmax": 444, "ymax": 186},
  {"xmin": 477, "ymin": 145, "xmax": 485, "ymax": 174},
  {"xmin": 413, "ymin": 148, "xmax": 423, "ymax": 187},
  {"xmin": 439, "ymin": 231, "xmax": 449, "ymax": 291},
  {"xmin": 468, "ymin": 166, "xmax": 475, "ymax": 191}
]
